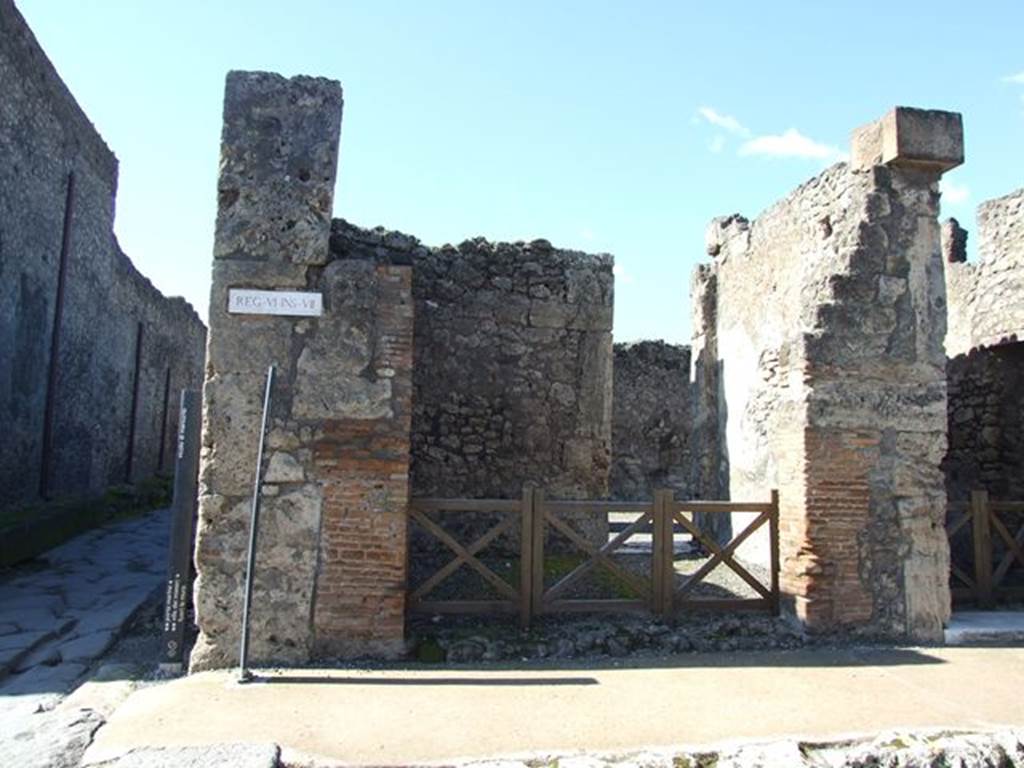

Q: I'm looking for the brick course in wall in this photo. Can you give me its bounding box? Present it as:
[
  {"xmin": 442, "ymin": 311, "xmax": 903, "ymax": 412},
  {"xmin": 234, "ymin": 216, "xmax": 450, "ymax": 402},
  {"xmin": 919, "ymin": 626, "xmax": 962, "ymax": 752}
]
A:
[{"xmin": 312, "ymin": 264, "xmax": 413, "ymax": 658}]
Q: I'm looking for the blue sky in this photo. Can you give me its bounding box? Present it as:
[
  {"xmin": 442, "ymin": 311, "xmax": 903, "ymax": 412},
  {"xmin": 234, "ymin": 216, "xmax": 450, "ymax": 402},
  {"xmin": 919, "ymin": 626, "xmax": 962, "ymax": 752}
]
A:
[{"xmin": 17, "ymin": 0, "xmax": 1024, "ymax": 343}]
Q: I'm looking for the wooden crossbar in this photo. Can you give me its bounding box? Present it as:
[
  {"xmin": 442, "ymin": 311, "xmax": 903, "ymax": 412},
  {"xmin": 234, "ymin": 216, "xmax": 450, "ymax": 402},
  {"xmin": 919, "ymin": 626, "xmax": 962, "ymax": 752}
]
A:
[
  {"xmin": 410, "ymin": 513, "xmax": 517, "ymax": 602},
  {"xmin": 542, "ymin": 510, "xmax": 651, "ymax": 604},
  {"xmin": 991, "ymin": 513, "xmax": 1024, "ymax": 586},
  {"xmin": 950, "ymin": 563, "xmax": 976, "ymax": 589},
  {"xmin": 409, "ymin": 508, "xmax": 518, "ymax": 602},
  {"xmin": 408, "ymin": 489, "xmax": 781, "ymax": 621},
  {"xmin": 948, "ymin": 491, "xmax": 1024, "ymax": 606},
  {"xmin": 672, "ymin": 509, "xmax": 773, "ymax": 600},
  {"xmin": 946, "ymin": 510, "xmax": 972, "ymax": 540}
]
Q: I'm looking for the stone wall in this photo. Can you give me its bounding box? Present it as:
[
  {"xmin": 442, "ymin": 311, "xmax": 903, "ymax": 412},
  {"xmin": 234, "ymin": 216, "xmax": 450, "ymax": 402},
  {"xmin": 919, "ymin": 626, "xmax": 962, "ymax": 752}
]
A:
[
  {"xmin": 192, "ymin": 69, "xmax": 619, "ymax": 667},
  {"xmin": 330, "ymin": 220, "xmax": 613, "ymax": 549},
  {"xmin": 192, "ymin": 72, "xmax": 414, "ymax": 670},
  {"xmin": 945, "ymin": 189, "xmax": 1024, "ymax": 356},
  {"xmin": 943, "ymin": 187, "xmax": 1024, "ymax": 502},
  {"xmin": 945, "ymin": 343, "xmax": 1024, "ymax": 501},
  {"xmin": 0, "ymin": 0, "xmax": 205, "ymax": 511},
  {"xmin": 405, "ymin": 231, "xmax": 614, "ymax": 502},
  {"xmin": 692, "ymin": 108, "xmax": 962, "ymax": 640},
  {"xmin": 610, "ymin": 341, "xmax": 691, "ymax": 500}
]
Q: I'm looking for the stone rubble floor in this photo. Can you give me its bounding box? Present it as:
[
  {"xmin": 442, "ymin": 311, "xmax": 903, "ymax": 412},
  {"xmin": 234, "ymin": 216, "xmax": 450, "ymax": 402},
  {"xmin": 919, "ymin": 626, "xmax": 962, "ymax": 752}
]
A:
[{"xmin": 0, "ymin": 508, "xmax": 169, "ymax": 768}]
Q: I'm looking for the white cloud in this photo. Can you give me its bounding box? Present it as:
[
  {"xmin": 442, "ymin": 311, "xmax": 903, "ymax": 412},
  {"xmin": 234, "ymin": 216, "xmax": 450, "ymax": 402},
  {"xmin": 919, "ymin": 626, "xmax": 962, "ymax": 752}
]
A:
[
  {"xmin": 612, "ymin": 263, "xmax": 634, "ymax": 285},
  {"xmin": 1002, "ymin": 71, "xmax": 1024, "ymax": 84},
  {"xmin": 580, "ymin": 227, "xmax": 595, "ymax": 242},
  {"xmin": 941, "ymin": 178, "xmax": 970, "ymax": 205},
  {"xmin": 738, "ymin": 128, "xmax": 842, "ymax": 161},
  {"xmin": 709, "ymin": 135, "xmax": 726, "ymax": 153},
  {"xmin": 696, "ymin": 106, "xmax": 750, "ymax": 137}
]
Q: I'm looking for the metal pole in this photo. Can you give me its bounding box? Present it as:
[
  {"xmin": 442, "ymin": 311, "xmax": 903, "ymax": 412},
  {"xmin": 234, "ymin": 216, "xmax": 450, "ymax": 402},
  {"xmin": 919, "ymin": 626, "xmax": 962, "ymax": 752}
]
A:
[{"xmin": 239, "ymin": 365, "xmax": 275, "ymax": 683}]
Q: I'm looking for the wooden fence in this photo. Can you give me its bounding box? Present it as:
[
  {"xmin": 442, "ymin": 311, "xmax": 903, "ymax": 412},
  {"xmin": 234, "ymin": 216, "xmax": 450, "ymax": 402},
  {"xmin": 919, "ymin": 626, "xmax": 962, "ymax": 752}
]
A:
[
  {"xmin": 407, "ymin": 489, "xmax": 780, "ymax": 627},
  {"xmin": 948, "ymin": 490, "xmax": 1024, "ymax": 606}
]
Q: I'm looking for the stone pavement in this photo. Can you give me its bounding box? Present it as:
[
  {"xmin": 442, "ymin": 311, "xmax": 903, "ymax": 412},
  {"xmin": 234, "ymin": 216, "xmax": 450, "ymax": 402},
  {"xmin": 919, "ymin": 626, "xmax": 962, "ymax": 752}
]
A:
[
  {"xmin": 945, "ymin": 610, "xmax": 1024, "ymax": 645},
  {"xmin": 0, "ymin": 508, "xmax": 170, "ymax": 767},
  {"xmin": 87, "ymin": 645, "xmax": 1024, "ymax": 767}
]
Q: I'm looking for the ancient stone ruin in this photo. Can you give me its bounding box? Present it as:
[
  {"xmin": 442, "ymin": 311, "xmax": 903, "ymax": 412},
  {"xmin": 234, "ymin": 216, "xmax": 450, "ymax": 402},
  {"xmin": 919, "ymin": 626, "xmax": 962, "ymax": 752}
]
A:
[
  {"xmin": 192, "ymin": 67, "xmax": 1021, "ymax": 668},
  {"xmin": 692, "ymin": 109, "xmax": 962, "ymax": 639},
  {"xmin": 0, "ymin": 0, "xmax": 206, "ymax": 512},
  {"xmin": 944, "ymin": 188, "xmax": 1024, "ymax": 501}
]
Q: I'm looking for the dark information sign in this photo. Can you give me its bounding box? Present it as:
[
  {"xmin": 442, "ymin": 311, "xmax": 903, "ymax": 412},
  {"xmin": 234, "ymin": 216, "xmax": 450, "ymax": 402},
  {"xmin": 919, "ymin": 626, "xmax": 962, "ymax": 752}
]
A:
[{"xmin": 160, "ymin": 389, "xmax": 201, "ymax": 672}]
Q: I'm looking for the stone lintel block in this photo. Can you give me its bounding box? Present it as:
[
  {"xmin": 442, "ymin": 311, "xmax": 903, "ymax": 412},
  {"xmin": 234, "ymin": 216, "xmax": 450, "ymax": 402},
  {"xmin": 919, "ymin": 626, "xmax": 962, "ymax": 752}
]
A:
[
  {"xmin": 214, "ymin": 70, "xmax": 344, "ymax": 265},
  {"xmin": 851, "ymin": 107, "xmax": 963, "ymax": 174}
]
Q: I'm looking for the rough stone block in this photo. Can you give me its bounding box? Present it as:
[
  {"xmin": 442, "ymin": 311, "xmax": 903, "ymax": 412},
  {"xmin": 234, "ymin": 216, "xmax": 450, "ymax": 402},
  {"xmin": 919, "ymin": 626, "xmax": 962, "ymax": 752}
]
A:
[
  {"xmin": 851, "ymin": 107, "xmax": 963, "ymax": 173},
  {"xmin": 214, "ymin": 71, "xmax": 343, "ymax": 265}
]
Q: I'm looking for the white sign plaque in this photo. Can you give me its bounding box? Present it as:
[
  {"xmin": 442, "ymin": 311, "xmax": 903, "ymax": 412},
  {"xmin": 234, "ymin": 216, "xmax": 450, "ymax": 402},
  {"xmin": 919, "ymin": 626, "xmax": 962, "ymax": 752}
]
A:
[{"xmin": 227, "ymin": 289, "xmax": 323, "ymax": 317}]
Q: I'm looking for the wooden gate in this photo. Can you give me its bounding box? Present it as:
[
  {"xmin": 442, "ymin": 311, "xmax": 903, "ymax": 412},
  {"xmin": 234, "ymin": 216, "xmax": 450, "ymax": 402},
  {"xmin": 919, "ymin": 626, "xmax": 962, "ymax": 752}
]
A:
[
  {"xmin": 408, "ymin": 488, "xmax": 780, "ymax": 626},
  {"xmin": 658, "ymin": 492, "xmax": 780, "ymax": 615},
  {"xmin": 948, "ymin": 490, "xmax": 1024, "ymax": 606},
  {"xmin": 406, "ymin": 491, "xmax": 533, "ymax": 626},
  {"xmin": 531, "ymin": 494, "xmax": 656, "ymax": 615}
]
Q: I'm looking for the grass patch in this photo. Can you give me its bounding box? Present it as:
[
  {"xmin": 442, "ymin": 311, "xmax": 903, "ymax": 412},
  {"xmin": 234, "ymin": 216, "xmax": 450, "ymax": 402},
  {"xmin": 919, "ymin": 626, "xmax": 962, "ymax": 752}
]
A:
[{"xmin": 542, "ymin": 553, "xmax": 641, "ymax": 599}]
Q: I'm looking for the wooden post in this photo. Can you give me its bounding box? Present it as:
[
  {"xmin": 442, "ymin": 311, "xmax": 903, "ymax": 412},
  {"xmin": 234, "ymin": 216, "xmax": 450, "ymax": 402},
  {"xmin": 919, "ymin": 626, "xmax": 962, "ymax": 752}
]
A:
[
  {"xmin": 971, "ymin": 489, "xmax": 993, "ymax": 607},
  {"xmin": 531, "ymin": 488, "xmax": 546, "ymax": 618},
  {"xmin": 652, "ymin": 491, "xmax": 664, "ymax": 615},
  {"xmin": 769, "ymin": 489, "xmax": 780, "ymax": 616},
  {"xmin": 519, "ymin": 486, "xmax": 534, "ymax": 629},
  {"xmin": 661, "ymin": 490, "xmax": 675, "ymax": 616}
]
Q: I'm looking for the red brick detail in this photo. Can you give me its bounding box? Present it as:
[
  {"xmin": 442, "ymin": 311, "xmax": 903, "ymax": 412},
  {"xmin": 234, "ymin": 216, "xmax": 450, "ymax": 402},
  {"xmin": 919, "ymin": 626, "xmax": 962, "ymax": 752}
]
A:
[
  {"xmin": 781, "ymin": 427, "xmax": 878, "ymax": 631},
  {"xmin": 312, "ymin": 264, "xmax": 413, "ymax": 657}
]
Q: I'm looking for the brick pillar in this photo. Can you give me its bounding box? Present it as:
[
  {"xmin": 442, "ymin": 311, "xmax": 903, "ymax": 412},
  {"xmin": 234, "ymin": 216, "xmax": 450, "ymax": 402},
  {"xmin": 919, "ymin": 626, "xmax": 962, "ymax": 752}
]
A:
[
  {"xmin": 191, "ymin": 71, "xmax": 412, "ymax": 671},
  {"xmin": 311, "ymin": 260, "xmax": 413, "ymax": 658}
]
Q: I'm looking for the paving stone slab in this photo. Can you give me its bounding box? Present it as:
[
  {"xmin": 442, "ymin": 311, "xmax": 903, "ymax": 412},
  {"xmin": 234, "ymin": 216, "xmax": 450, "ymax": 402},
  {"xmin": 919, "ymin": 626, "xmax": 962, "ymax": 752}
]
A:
[
  {"xmin": 3, "ymin": 706, "xmax": 106, "ymax": 768},
  {"xmin": 0, "ymin": 690, "xmax": 63, "ymax": 721},
  {"xmin": 0, "ymin": 628, "xmax": 52, "ymax": 654},
  {"xmin": 0, "ymin": 660, "xmax": 88, "ymax": 696},
  {"xmin": 58, "ymin": 664, "xmax": 146, "ymax": 719},
  {"xmin": 10, "ymin": 606, "xmax": 76, "ymax": 632},
  {"xmin": 59, "ymin": 629, "xmax": 117, "ymax": 662},
  {"xmin": 945, "ymin": 610, "xmax": 1024, "ymax": 645},
  {"xmin": 86, "ymin": 744, "xmax": 281, "ymax": 768},
  {"xmin": 0, "ymin": 591, "xmax": 65, "ymax": 615},
  {"xmin": 65, "ymin": 576, "xmax": 142, "ymax": 605},
  {"xmin": 13, "ymin": 640, "xmax": 62, "ymax": 672},
  {"xmin": 0, "ymin": 629, "xmax": 54, "ymax": 675}
]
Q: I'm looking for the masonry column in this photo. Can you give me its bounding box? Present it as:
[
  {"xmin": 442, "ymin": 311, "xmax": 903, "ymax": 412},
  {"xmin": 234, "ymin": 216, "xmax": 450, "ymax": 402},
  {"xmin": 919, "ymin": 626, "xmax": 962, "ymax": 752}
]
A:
[
  {"xmin": 191, "ymin": 71, "xmax": 412, "ymax": 671},
  {"xmin": 801, "ymin": 107, "xmax": 963, "ymax": 640}
]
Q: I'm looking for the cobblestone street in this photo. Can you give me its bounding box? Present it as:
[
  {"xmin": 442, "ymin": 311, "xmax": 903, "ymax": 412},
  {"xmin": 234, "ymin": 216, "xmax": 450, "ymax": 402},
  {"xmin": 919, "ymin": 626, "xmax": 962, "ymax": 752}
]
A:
[{"xmin": 0, "ymin": 509, "xmax": 169, "ymax": 767}]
